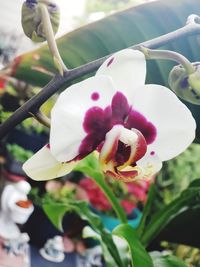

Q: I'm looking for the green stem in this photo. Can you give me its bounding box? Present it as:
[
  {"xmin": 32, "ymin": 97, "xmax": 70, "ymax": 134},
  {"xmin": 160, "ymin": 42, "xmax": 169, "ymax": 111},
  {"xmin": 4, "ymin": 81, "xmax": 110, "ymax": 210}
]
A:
[
  {"xmin": 139, "ymin": 46, "xmax": 195, "ymax": 74},
  {"xmin": 94, "ymin": 173, "xmax": 128, "ymax": 224},
  {"xmin": 38, "ymin": 3, "xmax": 68, "ymax": 75},
  {"xmin": 136, "ymin": 184, "xmax": 156, "ymax": 238},
  {"xmin": 95, "ymin": 177, "xmax": 127, "ymax": 223},
  {"xmin": 75, "ymin": 163, "xmax": 128, "ymax": 224}
]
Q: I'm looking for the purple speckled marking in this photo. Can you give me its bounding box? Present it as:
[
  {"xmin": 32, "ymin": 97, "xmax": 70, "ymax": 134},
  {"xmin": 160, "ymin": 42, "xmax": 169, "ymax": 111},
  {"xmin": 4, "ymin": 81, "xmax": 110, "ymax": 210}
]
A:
[
  {"xmin": 46, "ymin": 143, "xmax": 50, "ymax": 149},
  {"xmin": 26, "ymin": 0, "xmax": 37, "ymax": 3},
  {"xmin": 91, "ymin": 92, "xmax": 100, "ymax": 101},
  {"xmin": 26, "ymin": 0, "xmax": 37, "ymax": 8},
  {"xmin": 107, "ymin": 57, "xmax": 114, "ymax": 67},
  {"xmin": 150, "ymin": 151, "xmax": 155, "ymax": 156},
  {"xmin": 180, "ymin": 77, "xmax": 188, "ymax": 89},
  {"xmin": 78, "ymin": 92, "xmax": 157, "ymax": 162}
]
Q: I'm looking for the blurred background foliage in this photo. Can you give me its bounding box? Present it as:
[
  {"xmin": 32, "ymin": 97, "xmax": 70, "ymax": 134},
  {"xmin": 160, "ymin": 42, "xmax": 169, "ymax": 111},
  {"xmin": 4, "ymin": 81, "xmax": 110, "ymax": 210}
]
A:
[
  {"xmin": 157, "ymin": 143, "xmax": 200, "ymax": 204},
  {"xmin": 85, "ymin": 0, "xmax": 144, "ymax": 14},
  {"xmin": 1, "ymin": 0, "xmax": 200, "ymax": 265}
]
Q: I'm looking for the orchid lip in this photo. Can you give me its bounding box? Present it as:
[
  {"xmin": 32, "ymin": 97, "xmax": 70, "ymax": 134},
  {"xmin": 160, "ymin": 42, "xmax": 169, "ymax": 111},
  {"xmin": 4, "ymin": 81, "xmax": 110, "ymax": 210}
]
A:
[{"xmin": 99, "ymin": 125, "xmax": 147, "ymax": 176}]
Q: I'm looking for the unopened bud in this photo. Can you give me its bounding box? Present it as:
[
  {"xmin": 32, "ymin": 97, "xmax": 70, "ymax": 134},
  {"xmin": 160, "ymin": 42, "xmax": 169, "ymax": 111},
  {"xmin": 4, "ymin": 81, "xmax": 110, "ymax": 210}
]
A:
[
  {"xmin": 169, "ymin": 62, "xmax": 200, "ymax": 105},
  {"xmin": 21, "ymin": 0, "xmax": 60, "ymax": 42}
]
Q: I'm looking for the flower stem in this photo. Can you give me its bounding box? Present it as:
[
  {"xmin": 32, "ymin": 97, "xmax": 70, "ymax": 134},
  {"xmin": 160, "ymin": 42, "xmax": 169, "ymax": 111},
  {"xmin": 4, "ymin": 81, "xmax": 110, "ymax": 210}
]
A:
[
  {"xmin": 136, "ymin": 184, "xmax": 156, "ymax": 238},
  {"xmin": 94, "ymin": 174, "xmax": 128, "ymax": 224},
  {"xmin": 29, "ymin": 110, "xmax": 51, "ymax": 128},
  {"xmin": 38, "ymin": 3, "xmax": 68, "ymax": 75},
  {"xmin": 139, "ymin": 46, "xmax": 195, "ymax": 75},
  {"xmin": 75, "ymin": 159, "xmax": 128, "ymax": 224}
]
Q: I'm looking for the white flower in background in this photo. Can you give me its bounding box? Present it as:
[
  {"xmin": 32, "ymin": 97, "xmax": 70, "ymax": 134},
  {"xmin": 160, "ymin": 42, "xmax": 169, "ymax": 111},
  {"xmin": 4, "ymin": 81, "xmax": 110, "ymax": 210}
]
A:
[{"xmin": 23, "ymin": 49, "xmax": 196, "ymax": 182}]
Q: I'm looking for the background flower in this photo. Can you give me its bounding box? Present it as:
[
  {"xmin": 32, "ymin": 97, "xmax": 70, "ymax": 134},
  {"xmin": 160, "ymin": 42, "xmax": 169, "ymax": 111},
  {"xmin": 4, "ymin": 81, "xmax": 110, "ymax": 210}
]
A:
[{"xmin": 79, "ymin": 177, "xmax": 150, "ymax": 215}]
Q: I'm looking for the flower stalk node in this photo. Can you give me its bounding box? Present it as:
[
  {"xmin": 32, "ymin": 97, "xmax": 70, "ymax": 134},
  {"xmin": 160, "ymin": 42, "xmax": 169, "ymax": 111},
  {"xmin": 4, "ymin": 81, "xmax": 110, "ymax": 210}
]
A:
[
  {"xmin": 138, "ymin": 46, "xmax": 195, "ymax": 75},
  {"xmin": 186, "ymin": 14, "xmax": 200, "ymax": 25},
  {"xmin": 21, "ymin": 0, "xmax": 68, "ymax": 75},
  {"xmin": 169, "ymin": 62, "xmax": 200, "ymax": 105}
]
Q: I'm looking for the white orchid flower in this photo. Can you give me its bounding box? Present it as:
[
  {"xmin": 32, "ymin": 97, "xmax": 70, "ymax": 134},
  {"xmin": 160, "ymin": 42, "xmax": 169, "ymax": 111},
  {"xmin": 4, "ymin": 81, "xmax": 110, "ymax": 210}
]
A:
[{"xmin": 23, "ymin": 49, "xmax": 196, "ymax": 182}]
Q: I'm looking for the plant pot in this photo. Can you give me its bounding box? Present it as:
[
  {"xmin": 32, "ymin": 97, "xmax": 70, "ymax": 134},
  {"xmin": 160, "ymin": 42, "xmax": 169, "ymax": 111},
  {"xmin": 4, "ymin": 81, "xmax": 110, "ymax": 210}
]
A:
[{"xmin": 92, "ymin": 207, "xmax": 142, "ymax": 232}]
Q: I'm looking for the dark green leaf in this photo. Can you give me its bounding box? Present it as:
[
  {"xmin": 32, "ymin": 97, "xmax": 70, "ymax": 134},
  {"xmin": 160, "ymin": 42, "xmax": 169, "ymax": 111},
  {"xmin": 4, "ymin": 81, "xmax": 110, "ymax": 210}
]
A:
[
  {"xmin": 136, "ymin": 184, "xmax": 157, "ymax": 237},
  {"xmin": 141, "ymin": 179, "xmax": 200, "ymax": 247},
  {"xmin": 153, "ymin": 205, "xmax": 200, "ymax": 248}
]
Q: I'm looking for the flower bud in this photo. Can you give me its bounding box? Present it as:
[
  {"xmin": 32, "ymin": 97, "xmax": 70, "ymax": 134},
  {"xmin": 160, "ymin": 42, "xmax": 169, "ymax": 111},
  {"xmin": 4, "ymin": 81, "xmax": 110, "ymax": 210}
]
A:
[
  {"xmin": 169, "ymin": 62, "xmax": 200, "ymax": 105},
  {"xmin": 21, "ymin": 0, "xmax": 60, "ymax": 42}
]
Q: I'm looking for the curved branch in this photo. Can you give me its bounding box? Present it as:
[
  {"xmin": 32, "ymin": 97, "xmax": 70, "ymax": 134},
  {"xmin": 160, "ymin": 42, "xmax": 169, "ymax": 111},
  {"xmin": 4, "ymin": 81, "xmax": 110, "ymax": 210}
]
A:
[
  {"xmin": 1, "ymin": 16, "xmax": 200, "ymax": 139},
  {"xmin": 29, "ymin": 110, "xmax": 51, "ymax": 128}
]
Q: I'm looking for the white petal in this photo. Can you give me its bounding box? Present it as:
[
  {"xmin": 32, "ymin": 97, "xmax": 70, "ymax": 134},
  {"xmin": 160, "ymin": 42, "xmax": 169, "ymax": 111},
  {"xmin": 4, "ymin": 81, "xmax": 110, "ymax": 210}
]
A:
[
  {"xmin": 22, "ymin": 146, "xmax": 77, "ymax": 181},
  {"xmin": 137, "ymin": 150, "xmax": 162, "ymax": 179},
  {"xmin": 96, "ymin": 49, "xmax": 146, "ymax": 99},
  {"xmin": 50, "ymin": 75, "xmax": 117, "ymax": 162},
  {"xmin": 131, "ymin": 84, "xmax": 196, "ymax": 160}
]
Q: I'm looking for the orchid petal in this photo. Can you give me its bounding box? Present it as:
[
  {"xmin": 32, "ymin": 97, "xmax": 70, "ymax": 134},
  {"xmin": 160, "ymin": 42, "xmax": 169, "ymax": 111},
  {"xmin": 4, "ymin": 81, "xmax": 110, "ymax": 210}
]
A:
[
  {"xmin": 22, "ymin": 146, "xmax": 77, "ymax": 181},
  {"xmin": 131, "ymin": 84, "xmax": 196, "ymax": 161},
  {"xmin": 96, "ymin": 49, "xmax": 146, "ymax": 99},
  {"xmin": 50, "ymin": 76, "xmax": 117, "ymax": 162},
  {"xmin": 136, "ymin": 150, "xmax": 162, "ymax": 180}
]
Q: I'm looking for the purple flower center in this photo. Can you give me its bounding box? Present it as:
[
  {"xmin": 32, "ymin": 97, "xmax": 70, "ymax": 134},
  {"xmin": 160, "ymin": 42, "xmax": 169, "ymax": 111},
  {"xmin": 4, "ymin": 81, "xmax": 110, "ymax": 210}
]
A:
[{"xmin": 78, "ymin": 92, "xmax": 157, "ymax": 159}]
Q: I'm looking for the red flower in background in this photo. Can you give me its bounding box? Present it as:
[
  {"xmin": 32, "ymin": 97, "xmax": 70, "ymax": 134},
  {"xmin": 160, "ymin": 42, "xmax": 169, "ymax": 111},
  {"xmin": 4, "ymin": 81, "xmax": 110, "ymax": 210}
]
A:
[
  {"xmin": 0, "ymin": 78, "xmax": 6, "ymax": 93},
  {"xmin": 120, "ymin": 200, "xmax": 136, "ymax": 214},
  {"xmin": 79, "ymin": 177, "xmax": 152, "ymax": 215},
  {"xmin": 79, "ymin": 178, "xmax": 112, "ymax": 212},
  {"xmin": 127, "ymin": 180, "xmax": 151, "ymax": 203}
]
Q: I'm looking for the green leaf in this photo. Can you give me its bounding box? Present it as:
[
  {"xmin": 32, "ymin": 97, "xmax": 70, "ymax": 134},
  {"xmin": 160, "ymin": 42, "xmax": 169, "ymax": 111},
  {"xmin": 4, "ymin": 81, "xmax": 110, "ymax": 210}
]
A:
[
  {"xmin": 113, "ymin": 224, "xmax": 154, "ymax": 267},
  {"xmin": 141, "ymin": 179, "xmax": 200, "ymax": 247},
  {"xmin": 43, "ymin": 203, "xmax": 68, "ymax": 231},
  {"xmin": 150, "ymin": 252, "xmax": 188, "ymax": 267},
  {"xmin": 136, "ymin": 184, "xmax": 157, "ymax": 237},
  {"xmin": 83, "ymin": 226, "xmax": 123, "ymax": 267},
  {"xmin": 43, "ymin": 200, "xmax": 124, "ymax": 267},
  {"xmin": 43, "ymin": 200, "xmax": 103, "ymax": 233},
  {"xmin": 154, "ymin": 205, "xmax": 200, "ymax": 248}
]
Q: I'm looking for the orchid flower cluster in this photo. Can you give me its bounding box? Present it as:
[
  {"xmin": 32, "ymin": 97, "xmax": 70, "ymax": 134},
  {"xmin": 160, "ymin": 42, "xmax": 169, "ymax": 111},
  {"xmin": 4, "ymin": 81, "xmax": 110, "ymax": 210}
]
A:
[{"xmin": 23, "ymin": 49, "xmax": 196, "ymax": 183}]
